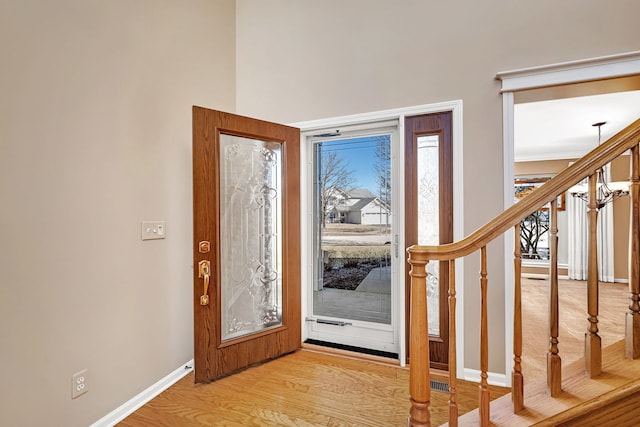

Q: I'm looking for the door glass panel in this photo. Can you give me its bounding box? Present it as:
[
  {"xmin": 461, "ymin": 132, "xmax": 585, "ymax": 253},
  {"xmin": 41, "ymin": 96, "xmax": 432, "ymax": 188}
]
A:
[
  {"xmin": 417, "ymin": 134, "xmax": 440, "ymax": 335},
  {"xmin": 313, "ymin": 135, "xmax": 392, "ymax": 324},
  {"xmin": 219, "ymin": 134, "xmax": 283, "ymax": 341}
]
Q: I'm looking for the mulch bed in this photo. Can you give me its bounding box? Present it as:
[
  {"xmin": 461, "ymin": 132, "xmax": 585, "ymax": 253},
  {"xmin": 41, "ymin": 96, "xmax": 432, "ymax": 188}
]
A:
[{"xmin": 322, "ymin": 262, "xmax": 378, "ymax": 291}]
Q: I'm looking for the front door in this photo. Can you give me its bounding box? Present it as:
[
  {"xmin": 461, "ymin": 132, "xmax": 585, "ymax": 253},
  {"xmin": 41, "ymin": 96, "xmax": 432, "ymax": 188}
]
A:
[{"xmin": 192, "ymin": 106, "xmax": 301, "ymax": 382}]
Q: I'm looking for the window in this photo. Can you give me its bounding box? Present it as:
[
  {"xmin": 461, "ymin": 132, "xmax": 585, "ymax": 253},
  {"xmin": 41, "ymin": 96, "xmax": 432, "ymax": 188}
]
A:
[{"xmin": 514, "ymin": 177, "xmax": 565, "ymax": 260}]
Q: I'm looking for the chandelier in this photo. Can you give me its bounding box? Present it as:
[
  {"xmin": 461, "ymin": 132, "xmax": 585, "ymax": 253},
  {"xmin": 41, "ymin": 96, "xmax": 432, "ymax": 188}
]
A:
[{"xmin": 569, "ymin": 121, "xmax": 629, "ymax": 209}]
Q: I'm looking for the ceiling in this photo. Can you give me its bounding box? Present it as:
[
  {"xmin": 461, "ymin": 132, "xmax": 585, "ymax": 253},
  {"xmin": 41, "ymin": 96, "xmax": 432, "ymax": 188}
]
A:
[{"xmin": 514, "ymin": 90, "xmax": 640, "ymax": 162}]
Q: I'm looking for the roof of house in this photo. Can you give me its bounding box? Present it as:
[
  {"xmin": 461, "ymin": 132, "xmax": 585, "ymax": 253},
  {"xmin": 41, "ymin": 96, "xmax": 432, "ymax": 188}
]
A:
[
  {"xmin": 346, "ymin": 188, "xmax": 376, "ymax": 198},
  {"xmin": 349, "ymin": 197, "xmax": 376, "ymax": 211}
]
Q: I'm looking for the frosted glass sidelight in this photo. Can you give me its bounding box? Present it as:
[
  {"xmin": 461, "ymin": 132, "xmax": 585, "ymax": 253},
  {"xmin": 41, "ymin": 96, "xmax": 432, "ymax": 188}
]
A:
[
  {"xmin": 417, "ymin": 135, "xmax": 440, "ymax": 336},
  {"xmin": 219, "ymin": 134, "xmax": 283, "ymax": 341}
]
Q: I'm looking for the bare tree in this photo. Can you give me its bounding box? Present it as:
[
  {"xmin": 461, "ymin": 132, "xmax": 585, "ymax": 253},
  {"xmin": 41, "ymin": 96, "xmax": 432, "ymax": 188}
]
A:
[
  {"xmin": 318, "ymin": 149, "xmax": 357, "ymax": 227},
  {"xmin": 520, "ymin": 210, "xmax": 550, "ymax": 259}
]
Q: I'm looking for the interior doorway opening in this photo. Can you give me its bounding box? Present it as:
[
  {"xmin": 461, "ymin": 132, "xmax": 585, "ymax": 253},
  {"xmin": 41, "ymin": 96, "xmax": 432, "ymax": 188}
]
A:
[{"xmin": 498, "ymin": 51, "xmax": 640, "ymax": 385}]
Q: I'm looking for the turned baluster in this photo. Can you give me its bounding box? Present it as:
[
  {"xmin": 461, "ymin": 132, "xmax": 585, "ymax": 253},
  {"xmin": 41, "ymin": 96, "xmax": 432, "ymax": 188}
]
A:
[
  {"xmin": 408, "ymin": 250, "xmax": 431, "ymax": 427},
  {"xmin": 448, "ymin": 259, "xmax": 458, "ymax": 426},
  {"xmin": 548, "ymin": 199, "xmax": 562, "ymax": 395},
  {"xmin": 479, "ymin": 246, "xmax": 490, "ymax": 426},
  {"xmin": 512, "ymin": 223, "xmax": 524, "ymax": 412},
  {"xmin": 586, "ymin": 173, "xmax": 602, "ymax": 377},
  {"xmin": 627, "ymin": 144, "xmax": 640, "ymax": 359}
]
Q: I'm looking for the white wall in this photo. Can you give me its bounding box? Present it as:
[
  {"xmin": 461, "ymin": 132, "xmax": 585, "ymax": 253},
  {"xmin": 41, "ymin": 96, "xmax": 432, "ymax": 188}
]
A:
[
  {"xmin": 0, "ymin": 1, "xmax": 235, "ymax": 425},
  {"xmin": 235, "ymin": 0, "xmax": 640, "ymax": 374}
]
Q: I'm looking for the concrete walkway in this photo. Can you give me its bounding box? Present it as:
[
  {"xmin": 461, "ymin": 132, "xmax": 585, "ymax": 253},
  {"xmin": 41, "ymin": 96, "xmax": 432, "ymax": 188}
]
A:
[
  {"xmin": 313, "ymin": 266, "xmax": 391, "ymax": 324},
  {"xmin": 356, "ymin": 266, "xmax": 391, "ymax": 294}
]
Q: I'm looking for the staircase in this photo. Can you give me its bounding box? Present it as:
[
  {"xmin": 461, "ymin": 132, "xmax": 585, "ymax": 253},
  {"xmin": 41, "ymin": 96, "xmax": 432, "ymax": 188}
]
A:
[
  {"xmin": 406, "ymin": 117, "xmax": 640, "ymax": 426},
  {"xmin": 453, "ymin": 340, "xmax": 640, "ymax": 426}
]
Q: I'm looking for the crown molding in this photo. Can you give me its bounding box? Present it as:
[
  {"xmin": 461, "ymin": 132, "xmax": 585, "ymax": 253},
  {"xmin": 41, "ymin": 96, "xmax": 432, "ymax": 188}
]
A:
[{"xmin": 496, "ymin": 51, "xmax": 640, "ymax": 92}]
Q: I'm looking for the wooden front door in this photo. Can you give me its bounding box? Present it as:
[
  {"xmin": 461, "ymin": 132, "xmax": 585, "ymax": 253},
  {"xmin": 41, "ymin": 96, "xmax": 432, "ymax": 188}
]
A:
[
  {"xmin": 404, "ymin": 111, "xmax": 453, "ymax": 370},
  {"xmin": 192, "ymin": 106, "xmax": 301, "ymax": 383}
]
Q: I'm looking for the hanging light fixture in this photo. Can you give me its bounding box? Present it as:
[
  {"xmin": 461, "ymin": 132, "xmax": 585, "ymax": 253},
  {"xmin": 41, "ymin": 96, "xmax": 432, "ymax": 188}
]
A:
[{"xmin": 569, "ymin": 121, "xmax": 629, "ymax": 209}]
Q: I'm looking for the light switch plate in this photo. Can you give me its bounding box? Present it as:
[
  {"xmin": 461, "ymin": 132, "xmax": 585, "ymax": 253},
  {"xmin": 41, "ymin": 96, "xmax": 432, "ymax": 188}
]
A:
[{"xmin": 141, "ymin": 221, "xmax": 165, "ymax": 240}]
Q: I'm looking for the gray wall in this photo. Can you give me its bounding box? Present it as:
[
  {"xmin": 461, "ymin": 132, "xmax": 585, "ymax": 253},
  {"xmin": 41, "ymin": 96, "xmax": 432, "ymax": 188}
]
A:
[
  {"xmin": 0, "ymin": 1, "xmax": 235, "ymax": 425},
  {"xmin": 235, "ymin": 0, "xmax": 640, "ymax": 373}
]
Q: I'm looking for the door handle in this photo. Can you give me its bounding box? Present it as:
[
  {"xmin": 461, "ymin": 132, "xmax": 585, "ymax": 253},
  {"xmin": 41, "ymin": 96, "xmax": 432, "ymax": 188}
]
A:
[{"xmin": 198, "ymin": 260, "xmax": 211, "ymax": 306}]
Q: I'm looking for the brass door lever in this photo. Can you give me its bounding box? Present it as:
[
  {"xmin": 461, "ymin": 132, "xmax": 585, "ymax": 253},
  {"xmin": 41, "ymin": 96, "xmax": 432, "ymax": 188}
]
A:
[{"xmin": 198, "ymin": 260, "xmax": 211, "ymax": 305}]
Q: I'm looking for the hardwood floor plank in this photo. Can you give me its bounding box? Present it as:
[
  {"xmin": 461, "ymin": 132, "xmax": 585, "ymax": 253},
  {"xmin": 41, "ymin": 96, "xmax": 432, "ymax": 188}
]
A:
[
  {"xmin": 119, "ymin": 350, "xmax": 509, "ymax": 426},
  {"xmin": 130, "ymin": 377, "xmax": 333, "ymax": 426}
]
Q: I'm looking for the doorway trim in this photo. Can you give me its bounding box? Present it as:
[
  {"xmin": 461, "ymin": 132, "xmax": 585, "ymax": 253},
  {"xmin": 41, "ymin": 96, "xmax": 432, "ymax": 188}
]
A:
[
  {"xmin": 497, "ymin": 50, "xmax": 640, "ymax": 386},
  {"xmin": 291, "ymin": 100, "xmax": 464, "ymax": 374}
]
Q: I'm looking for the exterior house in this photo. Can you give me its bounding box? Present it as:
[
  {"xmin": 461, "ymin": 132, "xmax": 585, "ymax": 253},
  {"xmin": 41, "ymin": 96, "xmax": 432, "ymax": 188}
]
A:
[
  {"xmin": 2, "ymin": 1, "xmax": 640, "ymax": 426},
  {"xmin": 345, "ymin": 197, "xmax": 390, "ymax": 225},
  {"xmin": 327, "ymin": 188, "xmax": 391, "ymax": 225}
]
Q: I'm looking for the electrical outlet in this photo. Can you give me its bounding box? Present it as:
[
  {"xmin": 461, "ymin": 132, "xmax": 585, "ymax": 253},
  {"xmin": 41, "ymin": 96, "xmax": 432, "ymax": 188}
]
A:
[{"xmin": 72, "ymin": 369, "xmax": 88, "ymax": 399}]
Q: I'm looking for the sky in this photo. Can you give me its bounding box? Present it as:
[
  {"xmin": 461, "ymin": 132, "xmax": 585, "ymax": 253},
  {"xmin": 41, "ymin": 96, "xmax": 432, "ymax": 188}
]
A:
[{"xmin": 319, "ymin": 135, "xmax": 390, "ymax": 193}]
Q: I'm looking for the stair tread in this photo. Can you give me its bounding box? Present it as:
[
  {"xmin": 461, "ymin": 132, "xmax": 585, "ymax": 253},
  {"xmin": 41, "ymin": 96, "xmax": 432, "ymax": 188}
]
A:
[{"xmin": 450, "ymin": 339, "xmax": 640, "ymax": 426}]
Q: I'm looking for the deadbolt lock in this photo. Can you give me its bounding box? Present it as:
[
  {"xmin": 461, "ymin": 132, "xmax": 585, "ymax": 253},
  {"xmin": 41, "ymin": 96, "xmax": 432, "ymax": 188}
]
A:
[{"xmin": 198, "ymin": 241, "xmax": 210, "ymax": 253}]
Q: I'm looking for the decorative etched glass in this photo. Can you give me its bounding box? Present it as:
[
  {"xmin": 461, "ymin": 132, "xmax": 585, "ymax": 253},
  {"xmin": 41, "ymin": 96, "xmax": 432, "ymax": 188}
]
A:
[
  {"xmin": 417, "ymin": 135, "xmax": 440, "ymax": 335},
  {"xmin": 219, "ymin": 134, "xmax": 283, "ymax": 341}
]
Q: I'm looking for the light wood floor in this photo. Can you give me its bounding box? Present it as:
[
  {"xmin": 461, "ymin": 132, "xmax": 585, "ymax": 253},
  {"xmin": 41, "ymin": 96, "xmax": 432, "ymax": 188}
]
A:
[
  {"xmin": 118, "ymin": 278, "xmax": 629, "ymax": 426},
  {"xmin": 118, "ymin": 349, "xmax": 509, "ymax": 426}
]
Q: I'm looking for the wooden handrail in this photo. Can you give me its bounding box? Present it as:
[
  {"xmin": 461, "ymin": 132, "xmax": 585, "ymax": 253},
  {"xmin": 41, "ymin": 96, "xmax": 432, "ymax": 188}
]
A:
[
  {"xmin": 409, "ymin": 117, "xmax": 640, "ymax": 261},
  {"xmin": 407, "ymin": 117, "xmax": 640, "ymax": 427}
]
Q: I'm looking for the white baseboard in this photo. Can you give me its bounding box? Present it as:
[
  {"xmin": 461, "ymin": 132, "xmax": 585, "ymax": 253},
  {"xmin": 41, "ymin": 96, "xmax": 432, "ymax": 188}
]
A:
[
  {"xmin": 90, "ymin": 359, "xmax": 194, "ymax": 427},
  {"xmin": 463, "ymin": 368, "xmax": 508, "ymax": 388}
]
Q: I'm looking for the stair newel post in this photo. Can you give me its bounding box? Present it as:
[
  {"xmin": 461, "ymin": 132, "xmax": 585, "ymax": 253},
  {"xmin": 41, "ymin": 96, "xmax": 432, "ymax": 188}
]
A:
[
  {"xmin": 448, "ymin": 259, "xmax": 458, "ymax": 426},
  {"xmin": 627, "ymin": 144, "xmax": 640, "ymax": 359},
  {"xmin": 512, "ymin": 223, "xmax": 524, "ymax": 412},
  {"xmin": 548, "ymin": 199, "xmax": 562, "ymax": 395},
  {"xmin": 408, "ymin": 247, "xmax": 431, "ymax": 427},
  {"xmin": 586, "ymin": 172, "xmax": 602, "ymax": 377},
  {"xmin": 479, "ymin": 246, "xmax": 490, "ymax": 426}
]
